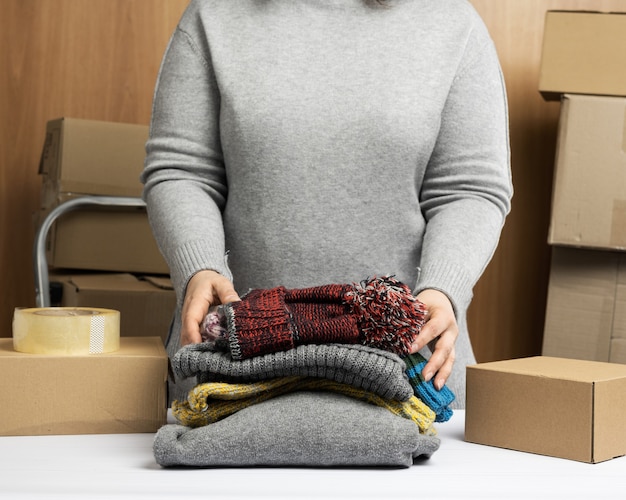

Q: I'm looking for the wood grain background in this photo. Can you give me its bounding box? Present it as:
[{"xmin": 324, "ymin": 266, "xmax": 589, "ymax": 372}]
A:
[{"xmin": 2, "ymin": 0, "xmax": 623, "ymax": 362}]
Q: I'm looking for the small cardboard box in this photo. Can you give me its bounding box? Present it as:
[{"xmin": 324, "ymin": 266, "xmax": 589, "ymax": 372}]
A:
[
  {"xmin": 39, "ymin": 117, "xmax": 148, "ymax": 197},
  {"xmin": 539, "ymin": 11, "xmax": 626, "ymax": 100},
  {"xmin": 51, "ymin": 272, "xmax": 176, "ymax": 344},
  {"xmin": 0, "ymin": 337, "xmax": 168, "ymax": 436},
  {"xmin": 542, "ymin": 246, "xmax": 626, "ymax": 364},
  {"xmin": 548, "ymin": 94, "xmax": 626, "ymax": 251},
  {"xmin": 40, "ymin": 193, "xmax": 169, "ymax": 274},
  {"xmin": 465, "ymin": 356, "xmax": 626, "ymax": 463}
]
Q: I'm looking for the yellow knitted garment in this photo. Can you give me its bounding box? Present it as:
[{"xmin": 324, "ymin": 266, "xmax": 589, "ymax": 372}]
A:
[{"xmin": 172, "ymin": 376, "xmax": 437, "ymax": 435}]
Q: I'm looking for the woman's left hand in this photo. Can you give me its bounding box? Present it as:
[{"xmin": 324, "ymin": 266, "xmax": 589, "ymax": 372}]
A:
[{"xmin": 410, "ymin": 289, "xmax": 458, "ymax": 390}]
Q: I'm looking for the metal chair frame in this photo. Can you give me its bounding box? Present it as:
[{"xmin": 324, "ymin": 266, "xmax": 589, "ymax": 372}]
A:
[{"xmin": 33, "ymin": 195, "xmax": 147, "ymax": 307}]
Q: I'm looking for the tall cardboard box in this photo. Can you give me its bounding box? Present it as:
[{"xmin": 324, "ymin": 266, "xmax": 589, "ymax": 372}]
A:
[
  {"xmin": 542, "ymin": 247, "xmax": 626, "ymax": 364},
  {"xmin": 466, "ymin": 356, "xmax": 626, "ymax": 463},
  {"xmin": 548, "ymin": 94, "xmax": 626, "ymax": 251},
  {"xmin": 539, "ymin": 11, "xmax": 626, "ymax": 100},
  {"xmin": 0, "ymin": 337, "xmax": 168, "ymax": 436},
  {"xmin": 51, "ymin": 272, "xmax": 176, "ymax": 344},
  {"xmin": 38, "ymin": 117, "xmax": 169, "ymax": 274}
]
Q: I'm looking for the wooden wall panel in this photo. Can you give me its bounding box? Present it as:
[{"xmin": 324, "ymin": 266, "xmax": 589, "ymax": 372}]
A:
[
  {"xmin": 0, "ymin": 0, "xmax": 188, "ymax": 336},
  {"xmin": 1, "ymin": 1, "xmax": 624, "ymax": 366}
]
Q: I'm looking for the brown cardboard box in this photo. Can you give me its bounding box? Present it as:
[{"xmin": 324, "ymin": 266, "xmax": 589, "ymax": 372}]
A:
[
  {"xmin": 465, "ymin": 356, "xmax": 626, "ymax": 463},
  {"xmin": 39, "ymin": 117, "xmax": 148, "ymax": 197},
  {"xmin": 548, "ymin": 94, "xmax": 626, "ymax": 251},
  {"xmin": 37, "ymin": 117, "xmax": 169, "ymax": 274},
  {"xmin": 51, "ymin": 272, "xmax": 176, "ymax": 344},
  {"xmin": 542, "ymin": 247, "xmax": 626, "ymax": 364},
  {"xmin": 0, "ymin": 337, "xmax": 168, "ymax": 436},
  {"xmin": 539, "ymin": 11, "xmax": 626, "ymax": 100},
  {"xmin": 40, "ymin": 193, "xmax": 169, "ymax": 274}
]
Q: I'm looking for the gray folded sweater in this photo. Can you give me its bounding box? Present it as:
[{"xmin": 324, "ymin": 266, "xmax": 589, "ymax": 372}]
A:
[
  {"xmin": 154, "ymin": 391, "xmax": 440, "ymax": 468},
  {"xmin": 171, "ymin": 342, "xmax": 414, "ymax": 401}
]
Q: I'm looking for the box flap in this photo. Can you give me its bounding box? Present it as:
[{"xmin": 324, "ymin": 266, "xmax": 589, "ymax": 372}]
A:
[
  {"xmin": 105, "ymin": 336, "xmax": 168, "ymax": 359},
  {"xmin": 64, "ymin": 273, "xmax": 147, "ymax": 292},
  {"xmin": 38, "ymin": 118, "xmax": 63, "ymax": 176},
  {"xmin": 471, "ymin": 356, "xmax": 626, "ymax": 383},
  {"xmin": 140, "ymin": 275, "xmax": 173, "ymax": 290},
  {"xmin": 546, "ymin": 10, "xmax": 626, "ymax": 15},
  {"xmin": 51, "ymin": 272, "xmax": 173, "ymax": 293},
  {"xmin": 0, "ymin": 337, "xmax": 166, "ymax": 359},
  {"xmin": 62, "ymin": 273, "xmax": 173, "ymax": 293}
]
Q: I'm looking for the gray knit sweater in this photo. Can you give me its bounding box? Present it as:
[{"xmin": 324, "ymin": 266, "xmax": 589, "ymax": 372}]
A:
[{"xmin": 141, "ymin": 0, "xmax": 512, "ymax": 403}]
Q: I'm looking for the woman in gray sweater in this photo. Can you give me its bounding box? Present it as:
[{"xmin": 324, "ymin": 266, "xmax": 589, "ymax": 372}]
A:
[{"xmin": 141, "ymin": 0, "xmax": 513, "ymax": 406}]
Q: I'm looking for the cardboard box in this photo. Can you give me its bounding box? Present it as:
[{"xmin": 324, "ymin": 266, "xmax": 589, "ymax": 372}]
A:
[
  {"xmin": 39, "ymin": 117, "xmax": 148, "ymax": 197},
  {"xmin": 542, "ymin": 247, "xmax": 626, "ymax": 364},
  {"xmin": 0, "ymin": 337, "xmax": 168, "ymax": 436},
  {"xmin": 465, "ymin": 356, "xmax": 626, "ymax": 463},
  {"xmin": 50, "ymin": 272, "xmax": 175, "ymax": 344},
  {"xmin": 37, "ymin": 117, "xmax": 169, "ymax": 274},
  {"xmin": 539, "ymin": 11, "xmax": 626, "ymax": 100},
  {"xmin": 40, "ymin": 193, "xmax": 169, "ymax": 274},
  {"xmin": 548, "ymin": 94, "xmax": 626, "ymax": 251}
]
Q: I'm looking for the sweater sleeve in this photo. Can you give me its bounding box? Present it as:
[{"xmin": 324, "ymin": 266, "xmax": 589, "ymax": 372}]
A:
[
  {"xmin": 415, "ymin": 23, "xmax": 513, "ymax": 314},
  {"xmin": 141, "ymin": 14, "xmax": 232, "ymax": 301}
]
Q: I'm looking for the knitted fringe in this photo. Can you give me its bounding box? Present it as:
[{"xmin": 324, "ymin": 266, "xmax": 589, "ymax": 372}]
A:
[{"xmin": 344, "ymin": 276, "xmax": 427, "ymax": 356}]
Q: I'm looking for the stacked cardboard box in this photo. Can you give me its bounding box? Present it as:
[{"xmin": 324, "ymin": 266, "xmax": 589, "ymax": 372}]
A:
[
  {"xmin": 38, "ymin": 117, "xmax": 168, "ymax": 274},
  {"xmin": 33, "ymin": 117, "xmax": 176, "ymax": 343},
  {"xmin": 4, "ymin": 118, "xmax": 175, "ymax": 435},
  {"xmin": 463, "ymin": 10, "xmax": 626, "ymax": 464},
  {"xmin": 21, "ymin": 116, "xmax": 179, "ymax": 367},
  {"xmin": 539, "ymin": 11, "xmax": 626, "ymax": 364}
]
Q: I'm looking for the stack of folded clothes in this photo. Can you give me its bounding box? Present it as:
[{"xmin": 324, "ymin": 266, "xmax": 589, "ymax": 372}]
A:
[{"xmin": 153, "ymin": 276, "xmax": 455, "ymax": 468}]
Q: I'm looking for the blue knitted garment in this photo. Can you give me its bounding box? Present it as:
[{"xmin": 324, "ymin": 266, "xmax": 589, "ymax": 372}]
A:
[{"xmin": 404, "ymin": 353, "xmax": 455, "ymax": 422}]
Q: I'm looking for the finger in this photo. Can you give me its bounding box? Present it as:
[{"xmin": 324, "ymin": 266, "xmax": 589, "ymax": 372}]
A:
[
  {"xmin": 410, "ymin": 319, "xmax": 440, "ymax": 352},
  {"xmin": 433, "ymin": 347, "xmax": 456, "ymax": 390},
  {"xmin": 181, "ymin": 296, "xmax": 209, "ymax": 346},
  {"xmin": 181, "ymin": 317, "xmax": 203, "ymax": 345},
  {"xmin": 214, "ymin": 281, "xmax": 241, "ymax": 304},
  {"xmin": 421, "ymin": 333, "xmax": 455, "ymax": 385}
]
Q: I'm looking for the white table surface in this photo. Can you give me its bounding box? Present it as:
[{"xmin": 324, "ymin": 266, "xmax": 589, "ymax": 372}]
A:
[{"xmin": 1, "ymin": 410, "xmax": 624, "ymax": 500}]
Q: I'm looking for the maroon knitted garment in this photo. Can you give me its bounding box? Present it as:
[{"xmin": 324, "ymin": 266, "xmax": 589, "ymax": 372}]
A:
[{"xmin": 221, "ymin": 276, "xmax": 427, "ymax": 361}]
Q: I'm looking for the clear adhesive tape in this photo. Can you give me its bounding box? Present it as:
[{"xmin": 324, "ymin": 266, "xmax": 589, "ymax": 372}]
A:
[{"xmin": 12, "ymin": 307, "xmax": 120, "ymax": 355}]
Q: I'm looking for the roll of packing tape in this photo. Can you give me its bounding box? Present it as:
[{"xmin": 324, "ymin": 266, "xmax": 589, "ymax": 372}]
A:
[{"xmin": 12, "ymin": 307, "xmax": 120, "ymax": 355}]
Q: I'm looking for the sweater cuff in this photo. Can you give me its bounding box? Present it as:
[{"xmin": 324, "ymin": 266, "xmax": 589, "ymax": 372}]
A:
[
  {"xmin": 171, "ymin": 239, "xmax": 233, "ymax": 301},
  {"xmin": 413, "ymin": 261, "xmax": 474, "ymax": 316}
]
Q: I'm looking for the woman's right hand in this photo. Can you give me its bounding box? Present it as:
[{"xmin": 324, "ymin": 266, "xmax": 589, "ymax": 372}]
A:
[{"xmin": 181, "ymin": 270, "xmax": 240, "ymax": 346}]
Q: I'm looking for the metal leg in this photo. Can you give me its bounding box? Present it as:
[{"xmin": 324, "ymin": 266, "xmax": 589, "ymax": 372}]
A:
[{"xmin": 34, "ymin": 195, "xmax": 147, "ymax": 308}]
